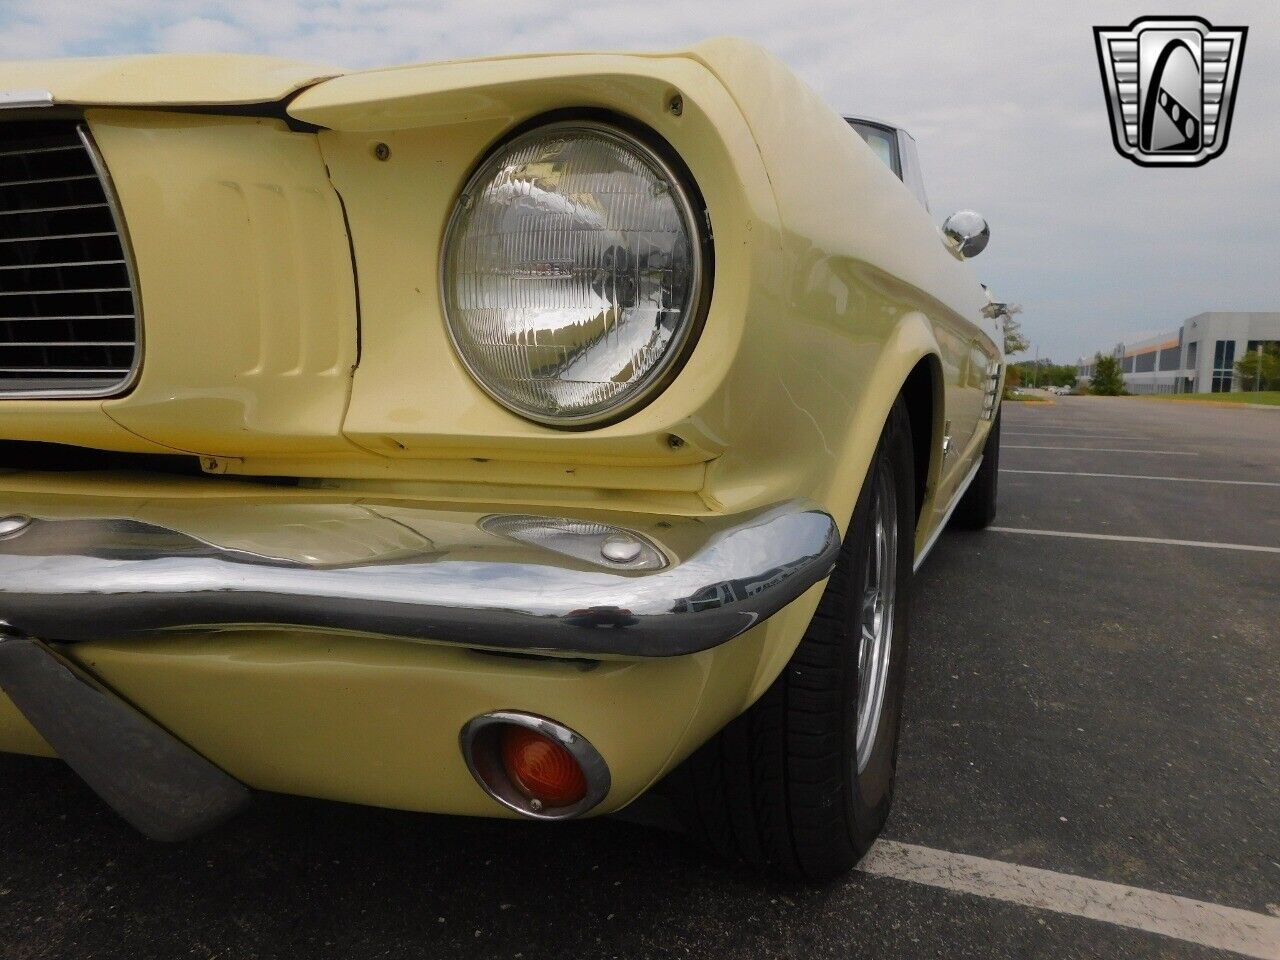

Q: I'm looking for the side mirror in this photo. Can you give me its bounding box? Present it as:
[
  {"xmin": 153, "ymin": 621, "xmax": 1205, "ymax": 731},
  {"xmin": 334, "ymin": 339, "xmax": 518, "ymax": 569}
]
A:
[{"xmin": 943, "ymin": 210, "xmax": 990, "ymax": 258}]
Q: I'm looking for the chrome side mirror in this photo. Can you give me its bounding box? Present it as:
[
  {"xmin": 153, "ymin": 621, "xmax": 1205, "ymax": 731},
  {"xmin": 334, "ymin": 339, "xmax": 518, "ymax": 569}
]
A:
[{"xmin": 943, "ymin": 210, "xmax": 990, "ymax": 258}]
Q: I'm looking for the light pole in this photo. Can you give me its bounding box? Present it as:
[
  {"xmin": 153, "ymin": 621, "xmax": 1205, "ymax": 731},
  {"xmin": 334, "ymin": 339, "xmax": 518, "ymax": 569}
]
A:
[{"xmin": 1256, "ymin": 343, "xmax": 1264, "ymax": 393}]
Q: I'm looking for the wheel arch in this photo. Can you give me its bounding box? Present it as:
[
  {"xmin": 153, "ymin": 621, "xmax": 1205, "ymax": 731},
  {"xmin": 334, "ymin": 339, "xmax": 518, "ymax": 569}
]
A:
[
  {"xmin": 736, "ymin": 317, "xmax": 945, "ymax": 708},
  {"xmin": 814, "ymin": 311, "xmax": 946, "ymax": 543},
  {"xmin": 900, "ymin": 353, "xmax": 945, "ymax": 527}
]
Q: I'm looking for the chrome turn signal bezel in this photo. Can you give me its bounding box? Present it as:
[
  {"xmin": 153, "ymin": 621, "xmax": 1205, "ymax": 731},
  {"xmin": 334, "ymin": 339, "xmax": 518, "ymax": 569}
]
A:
[{"xmin": 459, "ymin": 710, "xmax": 611, "ymax": 820}]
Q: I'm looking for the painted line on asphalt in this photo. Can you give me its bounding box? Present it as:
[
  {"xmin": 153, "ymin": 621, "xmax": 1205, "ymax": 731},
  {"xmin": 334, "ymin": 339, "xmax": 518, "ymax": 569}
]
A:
[
  {"xmin": 1004, "ymin": 421, "xmax": 1136, "ymax": 428},
  {"xmin": 860, "ymin": 841, "xmax": 1280, "ymax": 960},
  {"xmin": 1005, "ymin": 432, "xmax": 1154, "ymax": 441},
  {"xmin": 1005, "ymin": 428, "xmax": 1143, "ymax": 433},
  {"xmin": 1005, "ymin": 445, "xmax": 1198, "ymax": 455},
  {"xmin": 1002, "ymin": 469, "xmax": 1280, "ymax": 488},
  {"xmin": 988, "ymin": 526, "xmax": 1280, "ymax": 554}
]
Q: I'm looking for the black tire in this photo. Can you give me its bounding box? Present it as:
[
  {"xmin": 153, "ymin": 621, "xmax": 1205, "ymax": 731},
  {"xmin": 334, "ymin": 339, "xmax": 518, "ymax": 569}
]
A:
[
  {"xmin": 950, "ymin": 408, "xmax": 1000, "ymax": 530},
  {"xmin": 666, "ymin": 397, "xmax": 915, "ymax": 879}
]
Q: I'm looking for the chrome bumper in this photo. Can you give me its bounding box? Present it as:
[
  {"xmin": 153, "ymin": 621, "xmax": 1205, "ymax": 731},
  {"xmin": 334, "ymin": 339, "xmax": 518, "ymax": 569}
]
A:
[{"xmin": 0, "ymin": 499, "xmax": 839, "ymax": 658}]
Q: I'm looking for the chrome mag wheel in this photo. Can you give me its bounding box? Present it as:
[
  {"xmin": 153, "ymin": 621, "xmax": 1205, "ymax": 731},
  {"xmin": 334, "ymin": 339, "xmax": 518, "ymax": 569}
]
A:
[{"xmin": 855, "ymin": 461, "xmax": 898, "ymax": 773}]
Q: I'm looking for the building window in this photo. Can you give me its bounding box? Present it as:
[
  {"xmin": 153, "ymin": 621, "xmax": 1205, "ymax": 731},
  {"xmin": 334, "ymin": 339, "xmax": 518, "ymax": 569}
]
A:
[
  {"xmin": 1211, "ymin": 339, "xmax": 1236, "ymax": 392},
  {"xmin": 1185, "ymin": 340, "xmax": 1198, "ymax": 371},
  {"xmin": 1135, "ymin": 351, "xmax": 1156, "ymax": 373},
  {"xmin": 1159, "ymin": 346, "xmax": 1180, "ymax": 371},
  {"xmin": 1122, "ymin": 355, "xmax": 1135, "ymax": 373}
]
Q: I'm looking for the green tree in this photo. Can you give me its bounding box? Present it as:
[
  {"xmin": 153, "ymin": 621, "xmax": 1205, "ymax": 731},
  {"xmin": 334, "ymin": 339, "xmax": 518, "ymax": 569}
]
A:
[
  {"xmin": 1002, "ymin": 305, "xmax": 1029, "ymax": 356},
  {"xmin": 1235, "ymin": 344, "xmax": 1280, "ymax": 391},
  {"xmin": 982, "ymin": 296, "xmax": 1028, "ymax": 355},
  {"xmin": 1011, "ymin": 361, "xmax": 1078, "ymax": 388},
  {"xmin": 1046, "ymin": 363, "xmax": 1078, "ymax": 387},
  {"xmin": 1090, "ymin": 354, "xmax": 1124, "ymax": 395}
]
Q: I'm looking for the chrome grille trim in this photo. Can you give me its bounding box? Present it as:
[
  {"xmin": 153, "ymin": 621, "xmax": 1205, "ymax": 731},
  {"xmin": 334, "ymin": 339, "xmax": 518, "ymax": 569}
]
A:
[
  {"xmin": 0, "ymin": 143, "xmax": 80, "ymax": 158},
  {"xmin": 0, "ymin": 259, "xmax": 127, "ymax": 270},
  {"xmin": 0, "ymin": 123, "xmax": 141, "ymax": 398},
  {"xmin": 0, "ymin": 202, "xmax": 110, "ymax": 217}
]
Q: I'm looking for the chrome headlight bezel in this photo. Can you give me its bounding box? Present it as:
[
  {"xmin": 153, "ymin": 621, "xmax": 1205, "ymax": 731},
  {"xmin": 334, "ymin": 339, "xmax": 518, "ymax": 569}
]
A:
[{"xmin": 439, "ymin": 115, "xmax": 713, "ymax": 429}]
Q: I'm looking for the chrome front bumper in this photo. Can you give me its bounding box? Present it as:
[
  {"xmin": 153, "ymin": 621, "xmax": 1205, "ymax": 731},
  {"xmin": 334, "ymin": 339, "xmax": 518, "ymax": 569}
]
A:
[
  {"xmin": 0, "ymin": 498, "xmax": 839, "ymax": 658},
  {"xmin": 0, "ymin": 497, "xmax": 837, "ymax": 840}
]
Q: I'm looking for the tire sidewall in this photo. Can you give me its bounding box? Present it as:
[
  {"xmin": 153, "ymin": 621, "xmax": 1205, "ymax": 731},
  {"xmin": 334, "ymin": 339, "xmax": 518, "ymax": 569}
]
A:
[{"xmin": 843, "ymin": 406, "xmax": 915, "ymax": 850}]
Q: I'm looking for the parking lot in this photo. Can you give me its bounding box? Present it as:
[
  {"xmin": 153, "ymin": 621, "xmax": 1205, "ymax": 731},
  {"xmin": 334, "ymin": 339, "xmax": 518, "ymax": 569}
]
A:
[{"xmin": 1, "ymin": 396, "xmax": 1277, "ymax": 960}]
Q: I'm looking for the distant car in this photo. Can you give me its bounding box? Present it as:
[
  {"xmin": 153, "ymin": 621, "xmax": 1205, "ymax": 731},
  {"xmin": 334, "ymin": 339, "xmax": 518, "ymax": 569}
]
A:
[{"xmin": 0, "ymin": 39, "xmax": 1003, "ymax": 879}]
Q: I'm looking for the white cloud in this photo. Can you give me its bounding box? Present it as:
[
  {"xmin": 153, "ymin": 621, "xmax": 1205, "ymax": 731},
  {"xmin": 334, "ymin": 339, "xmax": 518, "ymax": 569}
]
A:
[
  {"xmin": 158, "ymin": 16, "xmax": 253, "ymax": 52},
  {"xmin": 0, "ymin": 0, "xmax": 1276, "ymax": 361}
]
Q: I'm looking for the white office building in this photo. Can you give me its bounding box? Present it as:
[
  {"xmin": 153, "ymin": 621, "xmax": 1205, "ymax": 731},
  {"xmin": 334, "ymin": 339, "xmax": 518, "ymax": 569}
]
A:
[{"xmin": 1077, "ymin": 312, "xmax": 1280, "ymax": 394}]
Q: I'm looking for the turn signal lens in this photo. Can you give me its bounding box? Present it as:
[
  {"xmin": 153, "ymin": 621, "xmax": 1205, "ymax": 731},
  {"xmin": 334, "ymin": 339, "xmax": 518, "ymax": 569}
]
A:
[{"xmin": 499, "ymin": 724, "xmax": 588, "ymax": 807}]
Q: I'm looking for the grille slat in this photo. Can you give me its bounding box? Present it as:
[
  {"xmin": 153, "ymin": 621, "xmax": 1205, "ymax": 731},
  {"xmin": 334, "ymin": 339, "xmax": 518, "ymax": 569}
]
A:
[
  {"xmin": 0, "ymin": 287, "xmax": 132, "ymax": 295},
  {"xmin": 0, "ymin": 231, "xmax": 116, "ymax": 244},
  {"xmin": 0, "ymin": 259, "xmax": 125, "ymax": 270},
  {"xmin": 0, "ymin": 121, "xmax": 138, "ymax": 397},
  {"xmin": 0, "ymin": 314, "xmax": 134, "ymax": 321},
  {"xmin": 0, "ymin": 202, "xmax": 109, "ymax": 217},
  {"xmin": 3, "ymin": 341, "xmax": 132, "ymax": 347},
  {"xmin": 0, "ymin": 143, "xmax": 82, "ymax": 159},
  {"xmin": 0, "ymin": 173, "xmax": 98, "ymax": 189},
  {"xmin": 0, "ymin": 367, "xmax": 132, "ymax": 374}
]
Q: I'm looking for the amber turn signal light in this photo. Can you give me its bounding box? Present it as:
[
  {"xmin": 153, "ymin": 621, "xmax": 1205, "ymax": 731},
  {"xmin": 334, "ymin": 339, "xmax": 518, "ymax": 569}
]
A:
[
  {"xmin": 499, "ymin": 725, "xmax": 588, "ymax": 808},
  {"xmin": 460, "ymin": 711, "xmax": 610, "ymax": 819}
]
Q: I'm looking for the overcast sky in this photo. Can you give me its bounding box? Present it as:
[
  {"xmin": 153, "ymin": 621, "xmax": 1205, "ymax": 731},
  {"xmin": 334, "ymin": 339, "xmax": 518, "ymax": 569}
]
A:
[{"xmin": 2, "ymin": 0, "xmax": 1276, "ymax": 364}]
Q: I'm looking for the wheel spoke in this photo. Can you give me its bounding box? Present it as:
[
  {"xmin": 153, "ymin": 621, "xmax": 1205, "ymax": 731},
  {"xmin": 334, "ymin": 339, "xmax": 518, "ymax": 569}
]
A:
[{"xmin": 855, "ymin": 461, "xmax": 899, "ymax": 774}]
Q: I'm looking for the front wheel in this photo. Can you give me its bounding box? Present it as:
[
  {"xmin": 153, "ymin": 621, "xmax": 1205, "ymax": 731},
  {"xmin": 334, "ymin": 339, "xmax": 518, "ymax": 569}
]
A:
[{"xmin": 667, "ymin": 397, "xmax": 915, "ymax": 879}]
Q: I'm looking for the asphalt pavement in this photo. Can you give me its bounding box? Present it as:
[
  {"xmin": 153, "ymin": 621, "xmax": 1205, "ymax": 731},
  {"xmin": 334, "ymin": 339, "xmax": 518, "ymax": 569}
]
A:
[{"xmin": 1, "ymin": 396, "xmax": 1277, "ymax": 959}]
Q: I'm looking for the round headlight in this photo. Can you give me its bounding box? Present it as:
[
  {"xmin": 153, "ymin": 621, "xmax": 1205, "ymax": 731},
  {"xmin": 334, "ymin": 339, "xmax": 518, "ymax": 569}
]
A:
[{"xmin": 441, "ymin": 121, "xmax": 708, "ymax": 427}]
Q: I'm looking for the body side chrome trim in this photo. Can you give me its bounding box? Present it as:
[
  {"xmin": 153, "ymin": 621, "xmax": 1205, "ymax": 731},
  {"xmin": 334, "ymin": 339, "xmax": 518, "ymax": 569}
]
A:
[
  {"xmin": 913, "ymin": 454, "xmax": 983, "ymax": 573},
  {"xmin": 0, "ymin": 90, "xmax": 55, "ymax": 109},
  {"xmin": 0, "ymin": 499, "xmax": 840, "ymax": 659}
]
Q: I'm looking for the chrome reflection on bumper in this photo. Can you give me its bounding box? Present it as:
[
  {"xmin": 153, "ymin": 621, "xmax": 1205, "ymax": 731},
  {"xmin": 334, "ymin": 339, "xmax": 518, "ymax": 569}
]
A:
[{"xmin": 0, "ymin": 500, "xmax": 839, "ymax": 658}]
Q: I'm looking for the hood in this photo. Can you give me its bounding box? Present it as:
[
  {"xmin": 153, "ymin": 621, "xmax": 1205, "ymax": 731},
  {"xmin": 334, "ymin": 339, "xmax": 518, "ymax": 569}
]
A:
[{"xmin": 0, "ymin": 53, "xmax": 341, "ymax": 107}]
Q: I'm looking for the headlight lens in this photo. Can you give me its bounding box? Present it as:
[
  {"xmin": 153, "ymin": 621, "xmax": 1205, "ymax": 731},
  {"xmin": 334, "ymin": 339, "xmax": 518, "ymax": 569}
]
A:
[{"xmin": 442, "ymin": 121, "xmax": 707, "ymax": 426}]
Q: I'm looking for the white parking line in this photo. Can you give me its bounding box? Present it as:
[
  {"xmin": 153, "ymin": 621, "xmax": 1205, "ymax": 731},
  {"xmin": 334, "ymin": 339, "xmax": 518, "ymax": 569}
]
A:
[
  {"xmin": 1004, "ymin": 422, "xmax": 1139, "ymax": 429},
  {"xmin": 988, "ymin": 526, "xmax": 1280, "ymax": 554},
  {"xmin": 1003, "ymin": 427, "xmax": 1143, "ymax": 433},
  {"xmin": 1002, "ymin": 469, "xmax": 1280, "ymax": 488},
  {"xmin": 1005, "ymin": 432, "xmax": 1154, "ymax": 441},
  {"xmin": 860, "ymin": 841, "xmax": 1280, "ymax": 960},
  {"xmin": 1005, "ymin": 445, "xmax": 1198, "ymax": 455}
]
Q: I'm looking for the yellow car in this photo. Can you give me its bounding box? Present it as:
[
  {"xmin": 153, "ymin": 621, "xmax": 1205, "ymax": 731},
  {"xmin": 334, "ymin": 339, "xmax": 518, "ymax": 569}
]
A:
[{"xmin": 0, "ymin": 38, "xmax": 1003, "ymax": 878}]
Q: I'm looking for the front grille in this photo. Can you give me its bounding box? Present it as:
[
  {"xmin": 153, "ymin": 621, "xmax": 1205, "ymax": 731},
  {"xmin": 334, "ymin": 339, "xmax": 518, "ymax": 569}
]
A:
[{"xmin": 0, "ymin": 121, "xmax": 139, "ymax": 396}]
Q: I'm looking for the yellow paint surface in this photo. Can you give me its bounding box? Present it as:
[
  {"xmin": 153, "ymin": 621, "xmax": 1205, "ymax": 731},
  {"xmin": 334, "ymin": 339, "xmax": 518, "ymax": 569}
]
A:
[{"xmin": 0, "ymin": 40, "xmax": 999, "ymax": 816}]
